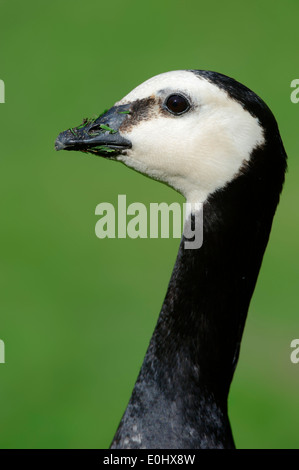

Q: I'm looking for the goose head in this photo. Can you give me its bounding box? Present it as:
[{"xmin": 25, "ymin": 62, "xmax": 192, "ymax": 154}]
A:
[{"xmin": 55, "ymin": 70, "xmax": 284, "ymax": 205}]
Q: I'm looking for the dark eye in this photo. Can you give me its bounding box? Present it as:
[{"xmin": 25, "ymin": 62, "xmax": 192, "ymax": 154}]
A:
[{"xmin": 165, "ymin": 94, "xmax": 190, "ymax": 115}]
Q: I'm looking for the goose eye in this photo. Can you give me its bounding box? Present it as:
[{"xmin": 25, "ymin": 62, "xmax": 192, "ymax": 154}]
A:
[{"xmin": 165, "ymin": 94, "xmax": 190, "ymax": 115}]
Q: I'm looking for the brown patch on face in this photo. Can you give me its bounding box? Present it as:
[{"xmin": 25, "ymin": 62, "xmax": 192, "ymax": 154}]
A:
[{"xmin": 119, "ymin": 96, "xmax": 158, "ymax": 132}]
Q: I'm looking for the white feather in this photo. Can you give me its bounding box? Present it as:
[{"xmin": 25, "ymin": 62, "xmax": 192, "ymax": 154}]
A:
[{"xmin": 116, "ymin": 71, "xmax": 265, "ymax": 203}]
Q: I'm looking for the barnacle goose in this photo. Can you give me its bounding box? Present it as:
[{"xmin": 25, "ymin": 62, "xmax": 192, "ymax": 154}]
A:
[{"xmin": 55, "ymin": 70, "xmax": 287, "ymax": 449}]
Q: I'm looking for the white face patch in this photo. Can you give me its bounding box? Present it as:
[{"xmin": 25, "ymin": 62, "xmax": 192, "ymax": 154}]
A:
[{"xmin": 115, "ymin": 71, "xmax": 265, "ymax": 203}]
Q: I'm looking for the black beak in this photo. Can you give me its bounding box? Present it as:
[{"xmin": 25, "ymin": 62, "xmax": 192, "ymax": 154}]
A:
[{"xmin": 55, "ymin": 104, "xmax": 132, "ymax": 157}]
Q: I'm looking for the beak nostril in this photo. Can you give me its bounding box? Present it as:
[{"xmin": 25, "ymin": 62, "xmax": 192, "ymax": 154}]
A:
[
  {"xmin": 88, "ymin": 124, "xmax": 101, "ymax": 135},
  {"xmin": 88, "ymin": 123, "xmax": 118, "ymax": 135}
]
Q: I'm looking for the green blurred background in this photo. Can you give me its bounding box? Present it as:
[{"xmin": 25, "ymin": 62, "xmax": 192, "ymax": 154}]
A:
[{"xmin": 0, "ymin": 0, "xmax": 298, "ymax": 449}]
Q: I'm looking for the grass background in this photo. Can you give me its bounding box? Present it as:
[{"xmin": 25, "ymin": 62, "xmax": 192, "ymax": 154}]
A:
[{"xmin": 0, "ymin": 0, "xmax": 298, "ymax": 449}]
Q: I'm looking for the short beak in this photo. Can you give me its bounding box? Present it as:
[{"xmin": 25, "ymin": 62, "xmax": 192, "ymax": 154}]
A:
[{"xmin": 55, "ymin": 104, "xmax": 132, "ymax": 157}]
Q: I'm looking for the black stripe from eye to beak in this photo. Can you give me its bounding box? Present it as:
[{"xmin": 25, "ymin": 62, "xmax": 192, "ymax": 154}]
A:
[{"xmin": 119, "ymin": 97, "xmax": 157, "ymax": 132}]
